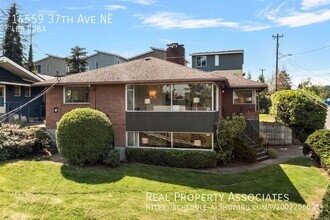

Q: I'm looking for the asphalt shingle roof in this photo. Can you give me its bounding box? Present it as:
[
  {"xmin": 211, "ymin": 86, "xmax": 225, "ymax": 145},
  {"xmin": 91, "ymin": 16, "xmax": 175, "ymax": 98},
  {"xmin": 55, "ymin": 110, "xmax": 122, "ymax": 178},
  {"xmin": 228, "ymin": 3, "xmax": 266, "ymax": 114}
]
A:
[{"xmin": 34, "ymin": 57, "xmax": 267, "ymax": 90}]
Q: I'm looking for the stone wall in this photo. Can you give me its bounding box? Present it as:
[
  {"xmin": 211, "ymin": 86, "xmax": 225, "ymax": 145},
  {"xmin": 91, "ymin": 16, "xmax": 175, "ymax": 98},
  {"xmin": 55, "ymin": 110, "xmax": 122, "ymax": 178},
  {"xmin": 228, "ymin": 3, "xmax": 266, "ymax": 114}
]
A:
[{"xmin": 259, "ymin": 122, "xmax": 292, "ymax": 145}]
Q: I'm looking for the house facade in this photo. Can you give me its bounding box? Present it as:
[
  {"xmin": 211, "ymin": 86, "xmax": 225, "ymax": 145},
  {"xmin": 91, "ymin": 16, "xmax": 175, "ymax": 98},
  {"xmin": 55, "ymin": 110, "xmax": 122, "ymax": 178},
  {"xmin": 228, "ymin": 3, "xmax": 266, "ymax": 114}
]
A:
[
  {"xmin": 37, "ymin": 57, "xmax": 266, "ymax": 150},
  {"xmin": 191, "ymin": 50, "xmax": 244, "ymax": 77},
  {"xmin": 129, "ymin": 47, "xmax": 167, "ymax": 61},
  {"xmin": 0, "ymin": 57, "xmax": 45, "ymax": 122},
  {"xmin": 34, "ymin": 54, "xmax": 68, "ymax": 77},
  {"xmin": 87, "ymin": 50, "xmax": 128, "ymax": 70}
]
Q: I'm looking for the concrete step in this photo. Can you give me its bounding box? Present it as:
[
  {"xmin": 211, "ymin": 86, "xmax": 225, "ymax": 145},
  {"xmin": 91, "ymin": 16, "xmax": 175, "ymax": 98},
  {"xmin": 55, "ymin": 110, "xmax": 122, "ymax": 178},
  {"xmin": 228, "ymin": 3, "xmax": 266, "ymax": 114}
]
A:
[{"xmin": 257, "ymin": 151, "xmax": 271, "ymax": 162}]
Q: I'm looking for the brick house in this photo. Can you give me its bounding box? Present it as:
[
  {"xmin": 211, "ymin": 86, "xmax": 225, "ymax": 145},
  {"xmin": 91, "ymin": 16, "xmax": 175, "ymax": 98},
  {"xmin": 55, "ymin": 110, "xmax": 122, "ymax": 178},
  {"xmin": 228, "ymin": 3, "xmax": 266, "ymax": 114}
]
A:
[{"xmin": 36, "ymin": 57, "xmax": 267, "ymax": 151}]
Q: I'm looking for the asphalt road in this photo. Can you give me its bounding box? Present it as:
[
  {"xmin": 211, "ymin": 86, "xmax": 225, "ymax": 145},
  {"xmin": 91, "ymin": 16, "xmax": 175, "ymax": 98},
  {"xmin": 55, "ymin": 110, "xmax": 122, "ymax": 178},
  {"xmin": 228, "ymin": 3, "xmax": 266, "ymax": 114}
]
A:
[{"xmin": 326, "ymin": 106, "xmax": 330, "ymax": 129}]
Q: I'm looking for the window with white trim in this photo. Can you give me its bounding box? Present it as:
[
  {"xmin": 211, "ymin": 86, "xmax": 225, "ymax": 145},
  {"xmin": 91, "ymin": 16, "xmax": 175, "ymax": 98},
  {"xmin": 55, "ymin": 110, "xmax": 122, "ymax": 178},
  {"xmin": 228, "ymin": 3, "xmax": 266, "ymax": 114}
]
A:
[
  {"xmin": 196, "ymin": 56, "xmax": 207, "ymax": 67},
  {"xmin": 95, "ymin": 61, "xmax": 99, "ymax": 69},
  {"xmin": 24, "ymin": 87, "xmax": 31, "ymax": 97},
  {"xmin": 233, "ymin": 89, "xmax": 256, "ymax": 104},
  {"xmin": 64, "ymin": 87, "xmax": 90, "ymax": 103},
  {"xmin": 215, "ymin": 55, "xmax": 219, "ymax": 66},
  {"xmin": 14, "ymin": 86, "xmax": 21, "ymax": 97},
  {"xmin": 127, "ymin": 131, "xmax": 213, "ymax": 150}
]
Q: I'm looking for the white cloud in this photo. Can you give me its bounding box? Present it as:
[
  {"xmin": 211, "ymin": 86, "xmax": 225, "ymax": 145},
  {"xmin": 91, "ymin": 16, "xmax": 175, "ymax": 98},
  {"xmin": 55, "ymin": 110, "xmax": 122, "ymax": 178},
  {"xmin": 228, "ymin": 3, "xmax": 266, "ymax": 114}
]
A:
[
  {"xmin": 114, "ymin": 0, "xmax": 155, "ymax": 5},
  {"xmin": 104, "ymin": 5, "xmax": 127, "ymax": 10},
  {"xmin": 258, "ymin": 2, "xmax": 330, "ymax": 27},
  {"xmin": 136, "ymin": 12, "xmax": 271, "ymax": 32},
  {"xmin": 65, "ymin": 6, "xmax": 94, "ymax": 10},
  {"xmin": 273, "ymin": 9, "xmax": 330, "ymax": 27},
  {"xmin": 136, "ymin": 12, "xmax": 238, "ymax": 29},
  {"xmin": 36, "ymin": 9, "xmax": 58, "ymax": 14},
  {"xmin": 301, "ymin": 0, "xmax": 330, "ymax": 10}
]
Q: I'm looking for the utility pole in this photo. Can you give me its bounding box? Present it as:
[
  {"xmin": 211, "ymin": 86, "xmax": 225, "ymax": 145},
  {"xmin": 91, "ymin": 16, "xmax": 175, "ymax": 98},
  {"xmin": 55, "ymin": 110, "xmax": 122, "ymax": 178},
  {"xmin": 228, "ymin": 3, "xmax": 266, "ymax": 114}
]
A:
[
  {"xmin": 272, "ymin": 34, "xmax": 283, "ymax": 91},
  {"xmin": 259, "ymin": 68, "xmax": 266, "ymax": 75}
]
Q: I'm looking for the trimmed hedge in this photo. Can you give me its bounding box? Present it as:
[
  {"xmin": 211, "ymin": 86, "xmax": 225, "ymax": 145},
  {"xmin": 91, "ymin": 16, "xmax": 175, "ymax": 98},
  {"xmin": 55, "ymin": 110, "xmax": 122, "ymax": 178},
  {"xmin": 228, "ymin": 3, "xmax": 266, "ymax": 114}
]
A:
[
  {"xmin": 232, "ymin": 139, "xmax": 256, "ymax": 163},
  {"xmin": 0, "ymin": 124, "xmax": 51, "ymax": 160},
  {"xmin": 304, "ymin": 129, "xmax": 330, "ymax": 172},
  {"xmin": 318, "ymin": 185, "xmax": 329, "ymax": 220},
  {"xmin": 126, "ymin": 147, "xmax": 217, "ymax": 169},
  {"xmin": 56, "ymin": 108, "xmax": 114, "ymax": 166},
  {"xmin": 270, "ymin": 90, "xmax": 327, "ymax": 142}
]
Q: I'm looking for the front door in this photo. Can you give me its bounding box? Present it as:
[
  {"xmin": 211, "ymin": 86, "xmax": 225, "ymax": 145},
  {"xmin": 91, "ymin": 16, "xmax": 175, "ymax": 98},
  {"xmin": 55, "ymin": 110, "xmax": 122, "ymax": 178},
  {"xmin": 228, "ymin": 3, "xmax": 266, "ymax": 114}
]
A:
[{"xmin": 0, "ymin": 85, "xmax": 6, "ymax": 114}]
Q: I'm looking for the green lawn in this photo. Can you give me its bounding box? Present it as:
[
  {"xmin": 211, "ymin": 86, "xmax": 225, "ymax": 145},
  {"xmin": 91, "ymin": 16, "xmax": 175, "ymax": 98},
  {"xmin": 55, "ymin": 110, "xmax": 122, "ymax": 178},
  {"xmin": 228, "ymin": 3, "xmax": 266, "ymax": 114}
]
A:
[
  {"xmin": 259, "ymin": 114, "xmax": 276, "ymax": 122},
  {"xmin": 0, "ymin": 157, "xmax": 328, "ymax": 220}
]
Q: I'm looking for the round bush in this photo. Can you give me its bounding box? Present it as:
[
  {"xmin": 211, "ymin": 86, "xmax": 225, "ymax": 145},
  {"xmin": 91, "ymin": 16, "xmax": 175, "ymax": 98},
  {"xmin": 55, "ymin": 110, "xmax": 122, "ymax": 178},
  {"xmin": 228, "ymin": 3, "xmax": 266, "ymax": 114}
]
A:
[
  {"xmin": 56, "ymin": 108, "xmax": 114, "ymax": 165},
  {"xmin": 270, "ymin": 90, "xmax": 327, "ymax": 142},
  {"xmin": 305, "ymin": 129, "xmax": 330, "ymax": 172}
]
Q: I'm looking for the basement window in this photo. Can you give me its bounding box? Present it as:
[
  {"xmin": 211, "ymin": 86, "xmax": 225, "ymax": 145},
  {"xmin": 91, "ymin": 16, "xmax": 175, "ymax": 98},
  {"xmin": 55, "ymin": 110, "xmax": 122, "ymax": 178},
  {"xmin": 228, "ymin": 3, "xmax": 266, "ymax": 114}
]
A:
[{"xmin": 64, "ymin": 87, "xmax": 90, "ymax": 104}]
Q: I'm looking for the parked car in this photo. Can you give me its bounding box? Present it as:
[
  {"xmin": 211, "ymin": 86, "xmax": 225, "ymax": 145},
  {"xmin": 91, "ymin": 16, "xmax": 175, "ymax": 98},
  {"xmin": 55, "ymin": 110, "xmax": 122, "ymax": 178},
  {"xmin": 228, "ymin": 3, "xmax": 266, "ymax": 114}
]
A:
[{"xmin": 325, "ymin": 98, "xmax": 330, "ymax": 105}]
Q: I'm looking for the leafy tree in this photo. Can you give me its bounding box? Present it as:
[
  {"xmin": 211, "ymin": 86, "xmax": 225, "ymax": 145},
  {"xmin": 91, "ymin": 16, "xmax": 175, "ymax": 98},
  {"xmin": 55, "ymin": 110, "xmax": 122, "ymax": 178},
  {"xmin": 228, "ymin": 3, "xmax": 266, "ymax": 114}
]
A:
[
  {"xmin": 277, "ymin": 68, "xmax": 291, "ymax": 91},
  {"xmin": 2, "ymin": 3, "xmax": 25, "ymax": 65},
  {"xmin": 298, "ymin": 78, "xmax": 326, "ymax": 99},
  {"xmin": 258, "ymin": 72, "xmax": 265, "ymax": 83},
  {"xmin": 65, "ymin": 46, "xmax": 88, "ymax": 74},
  {"xmin": 270, "ymin": 90, "xmax": 327, "ymax": 142},
  {"xmin": 246, "ymin": 72, "xmax": 252, "ymax": 80}
]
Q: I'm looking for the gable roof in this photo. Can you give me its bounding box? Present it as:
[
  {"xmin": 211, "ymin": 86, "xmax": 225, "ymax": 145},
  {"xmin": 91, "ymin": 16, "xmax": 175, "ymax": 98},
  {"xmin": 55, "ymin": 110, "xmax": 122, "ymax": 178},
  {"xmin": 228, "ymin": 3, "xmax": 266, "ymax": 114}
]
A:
[
  {"xmin": 0, "ymin": 56, "xmax": 44, "ymax": 82},
  {"xmin": 190, "ymin": 50, "xmax": 244, "ymax": 56},
  {"xmin": 129, "ymin": 47, "xmax": 166, "ymax": 60},
  {"xmin": 211, "ymin": 71, "xmax": 267, "ymax": 89},
  {"xmin": 34, "ymin": 54, "xmax": 65, "ymax": 63},
  {"xmin": 35, "ymin": 57, "xmax": 226, "ymax": 86},
  {"xmin": 88, "ymin": 50, "xmax": 128, "ymax": 61}
]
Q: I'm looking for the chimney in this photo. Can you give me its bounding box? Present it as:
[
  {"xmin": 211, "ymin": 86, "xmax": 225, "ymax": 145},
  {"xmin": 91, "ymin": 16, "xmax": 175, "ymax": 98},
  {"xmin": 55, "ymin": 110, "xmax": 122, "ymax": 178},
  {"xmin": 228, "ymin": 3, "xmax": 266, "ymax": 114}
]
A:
[{"xmin": 166, "ymin": 43, "xmax": 185, "ymax": 66}]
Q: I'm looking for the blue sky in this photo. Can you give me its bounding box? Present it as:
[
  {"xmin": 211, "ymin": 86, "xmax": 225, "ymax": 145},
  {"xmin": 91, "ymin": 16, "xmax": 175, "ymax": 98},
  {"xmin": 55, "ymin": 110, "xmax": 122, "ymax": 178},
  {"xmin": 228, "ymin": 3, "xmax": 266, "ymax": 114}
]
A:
[{"xmin": 1, "ymin": 0, "xmax": 330, "ymax": 86}]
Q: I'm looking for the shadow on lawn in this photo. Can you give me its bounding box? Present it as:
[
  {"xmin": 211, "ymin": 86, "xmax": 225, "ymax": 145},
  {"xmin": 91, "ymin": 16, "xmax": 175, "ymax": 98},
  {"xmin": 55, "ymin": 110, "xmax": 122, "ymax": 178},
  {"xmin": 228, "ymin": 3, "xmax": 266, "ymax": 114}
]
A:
[{"xmin": 61, "ymin": 157, "xmax": 311, "ymax": 204}]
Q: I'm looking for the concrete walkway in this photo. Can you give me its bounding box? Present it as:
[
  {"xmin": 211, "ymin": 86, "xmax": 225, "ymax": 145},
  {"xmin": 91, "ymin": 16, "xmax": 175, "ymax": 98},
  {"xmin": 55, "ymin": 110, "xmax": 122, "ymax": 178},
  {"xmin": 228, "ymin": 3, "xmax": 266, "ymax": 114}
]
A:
[{"xmin": 201, "ymin": 145, "xmax": 305, "ymax": 174}]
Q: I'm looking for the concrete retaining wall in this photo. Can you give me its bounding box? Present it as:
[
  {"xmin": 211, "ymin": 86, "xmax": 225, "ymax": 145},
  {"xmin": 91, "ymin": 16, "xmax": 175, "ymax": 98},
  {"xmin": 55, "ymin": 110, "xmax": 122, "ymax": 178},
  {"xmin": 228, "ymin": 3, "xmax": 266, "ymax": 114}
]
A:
[{"xmin": 259, "ymin": 122, "xmax": 292, "ymax": 145}]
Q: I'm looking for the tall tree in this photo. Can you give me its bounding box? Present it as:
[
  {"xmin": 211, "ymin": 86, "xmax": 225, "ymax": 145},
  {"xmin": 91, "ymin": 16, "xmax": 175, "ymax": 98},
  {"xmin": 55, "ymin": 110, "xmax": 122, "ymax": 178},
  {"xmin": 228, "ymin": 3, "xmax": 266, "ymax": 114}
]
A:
[
  {"xmin": 258, "ymin": 72, "xmax": 265, "ymax": 83},
  {"xmin": 26, "ymin": 25, "xmax": 34, "ymax": 72},
  {"xmin": 65, "ymin": 46, "xmax": 88, "ymax": 74},
  {"xmin": 246, "ymin": 72, "xmax": 252, "ymax": 80},
  {"xmin": 3, "ymin": 3, "xmax": 24, "ymax": 65},
  {"xmin": 277, "ymin": 68, "xmax": 292, "ymax": 91}
]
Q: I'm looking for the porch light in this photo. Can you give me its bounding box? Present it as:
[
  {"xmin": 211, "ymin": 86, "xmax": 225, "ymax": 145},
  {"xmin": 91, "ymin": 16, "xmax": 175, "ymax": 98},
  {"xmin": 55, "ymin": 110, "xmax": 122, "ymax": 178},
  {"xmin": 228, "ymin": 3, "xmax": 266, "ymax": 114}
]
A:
[
  {"xmin": 149, "ymin": 91, "xmax": 157, "ymax": 98},
  {"xmin": 193, "ymin": 140, "xmax": 202, "ymax": 146}
]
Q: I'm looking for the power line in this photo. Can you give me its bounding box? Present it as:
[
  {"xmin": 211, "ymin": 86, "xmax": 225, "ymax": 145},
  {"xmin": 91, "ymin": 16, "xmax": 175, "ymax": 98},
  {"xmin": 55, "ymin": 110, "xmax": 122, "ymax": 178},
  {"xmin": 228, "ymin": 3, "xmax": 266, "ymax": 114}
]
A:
[
  {"xmin": 286, "ymin": 58, "xmax": 330, "ymax": 83},
  {"xmin": 292, "ymin": 44, "xmax": 330, "ymax": 55}
]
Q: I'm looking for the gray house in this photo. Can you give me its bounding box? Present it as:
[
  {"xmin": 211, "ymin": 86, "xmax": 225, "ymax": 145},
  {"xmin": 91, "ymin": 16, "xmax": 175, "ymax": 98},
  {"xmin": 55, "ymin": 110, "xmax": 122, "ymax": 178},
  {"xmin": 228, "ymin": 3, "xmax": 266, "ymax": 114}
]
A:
[
  {"xmin": 129, "ymin": 47, "xmax": 167, "ymax": 61},
  {"xmin": 87, "ymin": 50, "xmax": 128, "ymax": 70},
  {"xmin": 190, "ymin": 50, "xmax": 244, "ymax": 77},
  {"xmin": 34, "ymin": 54, "xmax": 68, "ymax": 77}
]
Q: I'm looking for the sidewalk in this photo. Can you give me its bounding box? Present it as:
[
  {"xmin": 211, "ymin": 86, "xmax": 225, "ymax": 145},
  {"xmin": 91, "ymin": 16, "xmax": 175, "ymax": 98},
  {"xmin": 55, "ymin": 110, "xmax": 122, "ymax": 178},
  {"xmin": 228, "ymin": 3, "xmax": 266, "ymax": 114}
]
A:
[{"xmin": 202, "ymin": 145, "xmax": 305, "ymax": 174}]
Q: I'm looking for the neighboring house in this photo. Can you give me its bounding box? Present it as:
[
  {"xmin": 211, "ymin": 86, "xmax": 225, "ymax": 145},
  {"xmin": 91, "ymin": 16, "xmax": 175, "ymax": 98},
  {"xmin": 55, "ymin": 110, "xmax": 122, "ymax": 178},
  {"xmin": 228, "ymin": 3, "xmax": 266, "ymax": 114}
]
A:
[
  {"xmin": 36, "ymin": 57, "xmax": 266, "ymax": 151},
  {"xmin": 87, "ymin": 50, "xmax": 128, "ymax": 70},
  {"xmin": 129, "ymin": 47, "xmax": 167, "ymax": 61},
  {"xmin": 130, "ymin": 44, "xmax": 189, "ymax": 66},
  {"xmin": 34, "ymin": 54, "xmax": 68, "ymax": 77},
  {"xmin": 0, "ymin": 57, "xmax": 46, "ymax": 122},
  {"xmin": 190, "ymin": 50, "xmax": 244, "ymax": 77}
]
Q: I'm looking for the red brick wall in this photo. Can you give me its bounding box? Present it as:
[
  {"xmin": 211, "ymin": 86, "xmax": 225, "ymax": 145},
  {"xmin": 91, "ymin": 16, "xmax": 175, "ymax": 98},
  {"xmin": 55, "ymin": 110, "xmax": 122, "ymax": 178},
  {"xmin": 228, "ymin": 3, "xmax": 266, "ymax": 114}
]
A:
[{"xmin": 46, "ymin": 85, "xmax": 126, "ymax": 147}]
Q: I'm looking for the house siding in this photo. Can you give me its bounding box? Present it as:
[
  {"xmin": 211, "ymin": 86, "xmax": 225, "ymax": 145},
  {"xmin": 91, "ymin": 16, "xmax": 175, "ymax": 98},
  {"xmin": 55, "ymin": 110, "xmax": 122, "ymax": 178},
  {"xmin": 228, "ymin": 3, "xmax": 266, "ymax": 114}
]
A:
[
  {"xmin": 35, "ymin": 57, "xmax": 67, "ymax": 76},
  {"xmin": 192, "ymin": 53, "xmax": 243, "ymax": 73},
  {"xmin": 88, "ymin": 54, "xmax": 127, "ymax": 70},
  {"xmin": 130, "ymin": 50, "xmax": 166, "ymax": 61},
  {"xmin": 126, "ymin": 112, "xmax": 218, "ymax": 132},
  {"xmin": 0, "ymin": 67, "xmax": 28, "ymax": 84},
  {"xmin": 5, "ymin": 85, "xmax": 44, "ymax": 118}
]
